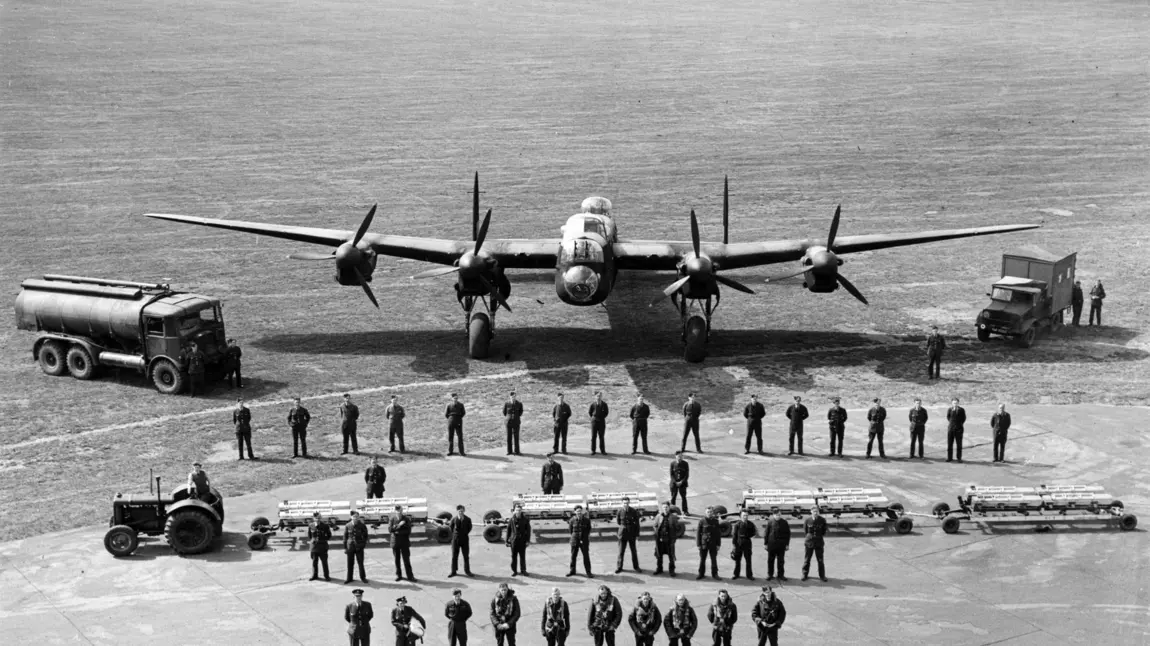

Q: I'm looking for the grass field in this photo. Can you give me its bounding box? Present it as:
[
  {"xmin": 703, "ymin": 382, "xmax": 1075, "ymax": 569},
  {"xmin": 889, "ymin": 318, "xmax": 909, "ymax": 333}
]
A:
[{"xmin": 1, "ymin": 0, "xmax": 1148, "ymax": 541}]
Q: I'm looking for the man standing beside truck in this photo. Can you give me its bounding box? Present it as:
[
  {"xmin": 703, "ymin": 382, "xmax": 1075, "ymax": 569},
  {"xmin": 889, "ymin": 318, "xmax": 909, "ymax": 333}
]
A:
[
  {"xmin": 223, "ymin": 338, "xmax": 243, "ymax": 388},
  {"xmin": 1089, "ymin": 279, "xmax": 1106, "ymax": 326},
  {"xmin": 185, "ymin": 343, "xmax": 206, "ymax": 397},
  {"xmin": 234, "ymin": 397, "xmax": 256, "ymax": 460},
  {"xmin": 1071, "ymin": 281, "xmax": 1084, "ymax": 326}
]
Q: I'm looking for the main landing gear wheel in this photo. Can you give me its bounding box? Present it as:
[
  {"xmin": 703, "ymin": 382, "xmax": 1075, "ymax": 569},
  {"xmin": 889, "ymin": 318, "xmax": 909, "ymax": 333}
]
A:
[
  {"xmin": 468, "ymin": 313, "xmax": 491, "ymax": 359},
  {"xmin": 683, "ymin": 316, "xmax": 708, "ymax": 363},
  {"xmin": 38, "ymin": 341, "xmax": 68, "ymax": 376}
]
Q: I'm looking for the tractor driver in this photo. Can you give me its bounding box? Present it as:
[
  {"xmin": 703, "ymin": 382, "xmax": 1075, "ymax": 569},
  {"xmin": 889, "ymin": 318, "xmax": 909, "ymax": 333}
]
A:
[{"xmin": 187, "ymin": 461, "xmax": 212, "ymax": 502}]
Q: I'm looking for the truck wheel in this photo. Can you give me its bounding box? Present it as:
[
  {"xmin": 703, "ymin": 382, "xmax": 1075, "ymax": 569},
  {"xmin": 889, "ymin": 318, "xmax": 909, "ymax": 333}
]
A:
[
  {"xmin": 104, "ymin": 525, "xmax": 139, "ymax": 557},
  {"xmin": 976, "ymin": 326, "xmax": 990, "ymax": 342},
  {"xmin": 482, "ymin": 524, "xmax": 503, "ymax": 543},
  {"xmin": 932, "ymin": 502, "xmax": 951, "ymax": 517},
  {"xmin": 66, "ymin": 346, "xmax": 96, "ymax": 380},
  {"xmin": 1119, "ymin": 513, "xmax": 1138, "ymax": 531},
  {"xmin": 941, "ymin": 516, "xmax": 961, "ymax": 534},
  {"xmin": 482, "ymin": 509, "xmax": 502, "ymax": 524},
  {"xmin": 683, "ymin": 316, "xmax": 708, "ymax": 363},
  {"xmin": 250, "ymin": 516, "xmax": 270, "ymax": 531},
  {"xmin": 247, "ymin": 532, "xmax": 269, "ymax": 550},
  {"xmin": 165, "ymin": 509, "xmax": 216, "ymax": 554},
  {"xmin": 468, "ymin": 314, "xmax": 491, "ymax": 359},
  {"xmin": 151, "ymin": 359, "xmax": 185, "ymax": 395},
  {"xmin": 38, "ymin": 341, "xmax": 68, "ymax": 376},
  {"xmin": 674, "ymin": 521, "xmax": 687, "ymax": 539},
  {"xmin": 1017, "ymin": 327, "xmax": 1036, "ymax": 348},
  {"xmin": 895, "ymin": 517, "xmax": 914, "ymax": 534}
]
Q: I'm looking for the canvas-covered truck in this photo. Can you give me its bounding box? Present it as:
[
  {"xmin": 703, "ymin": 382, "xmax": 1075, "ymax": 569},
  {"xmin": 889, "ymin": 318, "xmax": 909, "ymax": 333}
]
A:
[
  {"xmin": 15, "ymin": 274, "xmax": 227, "ymax": 393},
  {"xmin": 976, "ymin": 252, "xmax": 1076, "ymax": 348}
]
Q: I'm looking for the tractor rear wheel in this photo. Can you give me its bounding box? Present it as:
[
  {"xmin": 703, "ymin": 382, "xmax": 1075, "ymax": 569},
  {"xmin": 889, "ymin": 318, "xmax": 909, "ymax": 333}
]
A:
[
  {"xmin": 66, "ymin": 346, "xmax": 96, "ymax": 380},
  {"xmin": 683, "ymin": 316, "xmax": 708, "ymax": 363},
  {"xmin": 152, "ymin": 359, "xmax": 185, "ymax": 395},
  {"xmin": 941, "ymin": 516, "xmax": 961, "ymax": 534},
  {"xmin": 38, "ymin": 341, "xmax": 68, "ymax": 376},
  {"xmin": 895, "ymin": 517, "xmax": 914, "ymax": 534},
  {"xmin": 468, "ymin": 314, "xmax": 491, "ymax": 359},
  {"xmin": 104, "ymin": 525, "xmax": 139, "ymax": 557},
  {"xmin": 165, "ymin": 509, "xmax": 216, "ymax": 554}
]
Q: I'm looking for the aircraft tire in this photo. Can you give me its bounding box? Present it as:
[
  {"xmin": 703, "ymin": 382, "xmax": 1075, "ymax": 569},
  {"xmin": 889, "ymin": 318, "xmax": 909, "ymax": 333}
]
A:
[
  {"xmin": 683, "ymin": 316, "xmax": 708, "ymax": 363},
  {"xmin": 468, "ymin": 314, "xmax": 491, "ymax": 359}
]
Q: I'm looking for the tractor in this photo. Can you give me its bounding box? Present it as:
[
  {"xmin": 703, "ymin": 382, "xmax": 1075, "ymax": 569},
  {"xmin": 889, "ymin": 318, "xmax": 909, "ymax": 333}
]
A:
[{"xmin": 103, "ymin": 473, "xmax": 225, "ymax": 557}]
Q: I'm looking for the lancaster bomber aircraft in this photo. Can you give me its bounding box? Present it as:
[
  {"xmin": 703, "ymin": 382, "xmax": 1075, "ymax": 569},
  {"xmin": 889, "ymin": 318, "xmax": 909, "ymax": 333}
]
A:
[{"xmin": 147, "ymin": 174, "xmax": 1039, "ymax": 362}]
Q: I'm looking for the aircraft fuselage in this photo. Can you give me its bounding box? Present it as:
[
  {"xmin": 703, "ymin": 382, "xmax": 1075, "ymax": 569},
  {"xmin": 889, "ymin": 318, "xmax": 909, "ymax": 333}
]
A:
[{"xmin": 554, "ymin": 197, "xmax": 618, "ymax": 306}]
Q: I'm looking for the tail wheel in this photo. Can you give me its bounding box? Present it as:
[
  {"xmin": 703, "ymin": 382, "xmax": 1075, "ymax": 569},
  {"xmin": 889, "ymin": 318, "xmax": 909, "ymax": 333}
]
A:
[
  {"xmin": 895, "ymin": 517, "xmax": 914, "ymax": 534},
  {"xmin": 976, "ymin": 326, "xmax": 990, "ymax": 342},
  {"xmin": 1017, "ymin": 327, "xmax": 1036, "ymax": 348},
  {"xmin": 66, "ymin": 346, "xmax": 96, "ymax": 380},
  {"xmin": 151, "ymin": 359, "xmax": 185, "ymax": 395},
  {"xmin": 104, "ymin": 525, "xmax": 139, "ymax": 557},
  {"xmin": 247, "ymin": 532, "xmax": 269, "ymax": 550},
  {"xmin": 1119, "ymin": 513, "xmax": 1138, "ymax": 531},
  {"xmin": 482, "ymin": 509, "xmax": 502, "ymax": 524},
  {"xmin": 941, "ymin": 516, "xmax": 961, "ymax": 534},
  {"xmin": 932, "ymin": 502, "xmax": 951, "ymax": 517},
  {"xmin": 38, "ymin": 341, "xmax": 68, "ymax": 376},
  {"xmin": 468, "ymin": 313, "xmax": 491, "ymax": 359},
  {"xmin": 165, "ymin": 509, "xmax": 216, "ymax": 554},
  {"xmin": 482, "ymin": 524, "xmax": 503, "ymax": 543},
  {"xmin": 683, "ymin": 315, "xmax": 708, "ymax": 363}
]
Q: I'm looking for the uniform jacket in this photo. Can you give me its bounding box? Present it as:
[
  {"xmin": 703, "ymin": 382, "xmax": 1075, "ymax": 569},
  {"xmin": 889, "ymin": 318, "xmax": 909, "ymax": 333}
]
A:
[
  {"xmin": 629, "ymin": 403, "xmax": 650, "ymax": 422},
  {"xmin": 345, "ymin": 601, "xmax": 374, "ymax": 636},
  {"xmin": 224, "ymin": 344, "xmax": 242, "ymax": 368},
  {"xmin": 707, "ymin": 598, "xmax": 738, "ymax": 633},
  {"xmin": 588, "ymin": 400, "xmax": 610, "ymax": 421},
  {"xmin": 653, "ymin": 511, "xmax": 680, "ymax": 545},
  {"xmin": 696, "ymin": 516, "xmax": 722, "ymax": 550},
  {"xmin": 1090, "ymin": 283, "xmax": 1106, "ymax": 302},
  {"xmin": 867, "ymin": 405, "xmax": 887, "ymax": 431},
  {"xmin": 449, "ymin": 513, "xmax": 473, "ymax": 543},
  {"xmin": 445, "ymin": 402, "xmax": 466, "ymax": 419},
  {"xmin": 344, "ymin": 518, "xmax": 369, "ymax": 552},
  {"xmin": 541, "ymin": 598, "xmax": 571, "ymax": 639},
  {"xmin": 764, "ymin": 517, "xmax": 791, "ymax": 550},
  {"xmin": 616, "ymin": 506, "xmax": 641, "ymax": 540},
  {"xmin": 389, "ymin": 512, "xmax": 413, "ymax": 548},
  {"xmin": 365, "ymin": 465, "xmax": 387, "ymax": 490},
  {"xmin": 490, "ymin": 591, "xmax": 521, "ymax": 634},
  {"xmin": 1071, "ymin": 284, "xmax": 1084, "ymax": 305},
  {"xmin": 785, "ymin": 403, "xmax": 809, "ymax": 430},
  {"xmin": 445, "ymin": 598, "xmax": 473, "ymax": 636},
  {"xmin": 751, "ymin": 596, "xmax": 787, "ymax": 631},
  {"xmin": 628, "ymin": 600, "xmax": 663, "ymax": 637},
  {"xmin": 568, "ymin": 514, "xmax": 592, "ymax": 546},
  {"xmin": 827, "ymin": 405, "xmax": 848, "ymax": 427},
  {"xmin": 991, "ymin": 412, "xmax": 1012, "ymax": 434},
  {"xmin": 587, "ymin": 594, "xmax": 623, "ymax": 633},
  {"xmin": 506, "ymin": 512, "xmax": 531, "ymax": 547},
  {"xmin": 552, "ymin": 402, "xmax": 572, "ymax": 424},
  {"xmin": 663, "ymin": 603, "xmax": 698, "ymax": 640},
  {"xmin": 308, "ymin": 521, "xmax": 332, "ymax": 555},
  {"xmin": 744, "ymin": 401, "xmax": 766, "ymax": 421},
  {"xmin": 287, "ymin": 405, "xmax": 310, "ymax": 429},
  {"xmin": 927, "ymin": 332, "xmax": 947, "ymax": 356},
  {"xmin": 682, "ymin": 401, "xmax": 702, "ymax": 419},
  {"xmin": 340, "ymin": 402, "xmax": 359, "ymax": 423},
  {"xmin": 233, "ymin": 406, "xmax": 251, "ymax": 433},
  {"xmin": 390, "ymin": 606, "xmax": 425, "ymax": 635},
  {"xmin": 909, "ymin": 406, "xmax": 928, "ymax": 429},
  {"xmin": 946, "ymin": 406, "xmax": 966, "ymax": 430},
  {"xmin": 541, "ymin": 462, "xmax": 564, "ymax": 490},
  {"xmin": 385, "ymin": 403, "xmax": 405, "ymax": 428},
  {"xmin": 670, "ymin": 459, "xmax": 690, "ymax": 487},
  {"xmin": 186, "ymin": 349, "xmax": 206, "ymax": 375},
  {"xmin": 731, "ymin": 519, "xmax": 756, "ymax": 546},
  {"xmin": 503, "ymin": 400, "xmax": 523, "ymax": 420},
  {"xmin": 803, "ymin": 515, "xmax": 828, "ymax": 548}
]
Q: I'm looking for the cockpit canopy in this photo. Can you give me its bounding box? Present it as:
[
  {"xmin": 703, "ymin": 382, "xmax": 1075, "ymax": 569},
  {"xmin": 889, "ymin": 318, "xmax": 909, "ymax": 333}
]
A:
[{"xmin": 581, "ymin": 196, "xmax": 612, "ymax": 216}]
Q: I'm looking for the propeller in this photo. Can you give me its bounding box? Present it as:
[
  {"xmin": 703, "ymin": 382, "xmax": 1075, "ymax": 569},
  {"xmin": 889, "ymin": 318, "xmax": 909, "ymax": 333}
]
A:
[
  {"xmin": 411, "ymin": 207, "xmax": 511, "ymax": 312},
  {"xmin": 763, "ymin": 205, "xmax": 868, "ymax": 305},
  {"xmin": 650, "ymin": 209, "xmax": 755, "ymax": 307},
  {"xmin": 287, "ymin": 205, "xmax": 381, "ymax": 308}
]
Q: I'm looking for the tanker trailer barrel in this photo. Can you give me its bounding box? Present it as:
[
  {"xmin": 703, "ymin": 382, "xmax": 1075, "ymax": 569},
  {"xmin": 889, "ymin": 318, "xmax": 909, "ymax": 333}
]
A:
[{"xmin": 42, "ymin": 274, "xmax": 167, "ymax": 290}]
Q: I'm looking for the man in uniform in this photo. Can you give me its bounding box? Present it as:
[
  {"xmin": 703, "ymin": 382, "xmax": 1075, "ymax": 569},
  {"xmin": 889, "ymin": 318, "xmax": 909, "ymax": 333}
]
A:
[
  {"xmin": 946, "ymin": 397, "xmax": 966, "ymax": 462},
  {"xmin": 681, "ymin": 393, "xmax": 703, "ymax": 453},
  {"xmin": 695, "ymin": 506, "xmax": 722, "ymax": 580},
  {"xmin": 541, "ymin": 587, "xmax": 571, "ymax": 646},
  {"xmin": 503, "ymin": 391, "xmax": 524, "ymax": 455},
  {"xmin": 365, "ymin": 456, "xmax": 387, "ymax": 499},
  {"xmin": 926, "ymin": 324, "xmax": 947, "ymax": 379},
  {"xmin": 233, "ymin": 397, "xmax": 256, "ymax": 460},
  {"xmin": 784, "ymin": 396, "xmax": 808, "ymax": 456},
  {"xmin": 1089, "ymin": 279, "xmax": 1106, "ymax": 326},
  {"xmin": 629, "ymin": 394, "xmax": 651, "ymax": 454},
  {"xmin": 629, "ymin": 591, "xmax": 663, "ymax": 646},
  {"xmin": 908, "ymin": 397, "xmax": 928, "ymax": 459},
  {"xmin": 385, "ymin": 394, "xmax": 405, "ymax": 453},
  {"xmin": 1071, "ymin": 280, "xmax": 1084, "ymax": 326},
  {"xmin": 506, "ymin": 502, "xmax": 531, "ymax": 576},
  {"xmin": 288, "ymin": 396, "xmax": 311, "ymax": 458},
  {"xmin": 731, "ymin": 509, "xmax": 757, "ymax": 580},
  {"xmin": 185, "ymin": 342, "xmax": 206, "ymax": 397},
  {"xmin": 448, "ymin": 505, "xmax": 474, "ymax": 578},
  {"xmin": 614, "ymin": 496, "xmax": 642, "ymax": 574},
  {"xmin": 186, "ymin": 461, "xmax": 211, "ymax": 501},
  {"xmin": 743, "ymin": 394, "xmax": 766, "ymax": 454},
  {"xmin": 566, "ymin": 504, "xmax": 593, "ymax": 577},
  {"xmin": 991, "ymin": 403, "xmax": 1012, "ymax": 462},
  {"xmin": 308, "ymin": 511, "xmax": 332, "ymax": 581},
  {"xmin": 663, "ymin": 594, "xmax": 698, "ymax": 646},
  {"xmin": 552, "ymin": 393, "xmax": 572, "ymax": 454},
  {"xmin": 490, "ymin": 582, "xmax": 522, "ymax": 646},
  {"xmin": 390, "ymin": 597, "xmax": 426, "ymax": 646},
  {"xmin": 706, "ymin": 589, "xmax": 738, "ymax": 646},
  {"xmin": 445, "ymin": 588, "xmax": 473, "ymax": 646},
  {"xmin": 389, "ymin": 504, "xmax": 416, "ymax": 582},
  {"xmin": 764, "ymin": 510, "xmax": 790, "ymax": 582},
  {"xmin": 652, "ymin": 501, "xmax": 679, "ymax": 577},
  {"xmin": 670, "ymin": 451, "xmax": 690, "ymax": 515},
  {"xmin": 223, "ymin": 337, "xmax": 243, "ymax": 389},
  {"xmin": 589, "ymin": 391, "xmax": 610, "ymax": 455},
  {"xmin": 587, "ymin": 585, "xmax": 623, "ymax": 646},
  {"xmin": 340, "ymin": 393, "xmax": 360, "ymax": 455},
  {"xmin": 751, "ymin": 586, "xmax": 787, "ymax": 646},
  {"xmin": 866, "ymin": 398, "xmax": 887, "ymax": 459},
  {"xmin": 827, "ymin": 397, "xmax": 847, "ymax": 457},
  {"xmin": 344, "ymin": 510, "xmax": 369, "ymax": 584},
  {"xmin": 801, "ymin": 506, "xmax": 828, "ymax": 582},
  {"xmin": 345, "ymin": 588, "xmax": 374, "ymax": 646},
  {"xmin": 542, "ymin": 453, "xmax": 564, "ymax": 495},
  {"xmin": 446, "ymin": 393, "xmax": 467, "ymax": 456}
]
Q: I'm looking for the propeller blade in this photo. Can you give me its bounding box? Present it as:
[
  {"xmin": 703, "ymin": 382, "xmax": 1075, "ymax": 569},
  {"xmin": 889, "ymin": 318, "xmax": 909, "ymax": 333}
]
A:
[
  {"xmin": 352, "ymin": 204, "xmax": 377, "ymax": 246},
  {"xmin": 689, "ymin": 209, "xmax": 701, "ymax": 257},
  {"xmin": 764, "ymin": 267, "xmax": 808, "ymax": 283},
  {"xmin": 837, "ymin": 274, "xmax": 869, "ymax": 305},
  {"xmin": 473, "ymin": 208, "xmax": 493, "ymax": 254},
  {"xmin": 288, "ymin": 252, "xmax": 336, "ymax": 261},
  {"xmin": 472, "ymin": 172, "xmax": 480, "ymax": 242},
  {"xmin": 412, "ymin": 266, "xmax": 460, "ymax": 280},
  {"xmin": 715, "ymin": 274, "xmax": 755, "ymax": 295},
  {"xmin": 722, "ymin": 176, "xmax": 729, "ymax": 245},
  {"xmin": 649, "ymin": 275, "xmax": 692, "ymax": 307},
  {"xmin": 353, "ymin": 267, "xmax": 380, "ymax": 308},
  {"xmin": 827, "ymin": 204, "xmax": 841, "ymax": 248},
  {"xmin": 479, "ymin": 275, "xmax": 512, "ymax": 312}
]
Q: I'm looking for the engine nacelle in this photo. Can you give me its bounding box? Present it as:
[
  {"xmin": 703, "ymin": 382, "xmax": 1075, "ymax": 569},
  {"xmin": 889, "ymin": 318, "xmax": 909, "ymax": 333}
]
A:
[
  {"xmin": 801, "ymin": 247, "xmax": 841, "ymax": 293},
  {"xmin": 335, "ymin": 250, "xmax": 377, "ymax": 286}
]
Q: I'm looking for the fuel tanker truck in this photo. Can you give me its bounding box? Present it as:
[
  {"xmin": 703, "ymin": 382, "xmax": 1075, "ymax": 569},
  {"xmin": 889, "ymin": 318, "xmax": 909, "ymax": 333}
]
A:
[{"xmin": 14, "ymin": 274, "xmax": 228, "ymax": 394}]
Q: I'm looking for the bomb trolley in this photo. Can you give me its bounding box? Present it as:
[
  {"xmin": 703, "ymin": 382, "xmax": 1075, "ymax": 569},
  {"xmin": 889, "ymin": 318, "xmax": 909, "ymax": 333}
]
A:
[
  {"xmin": 481, "ymin": 491, "xmax": 677, "ymax": 542},
  {"xmin": 246, "ymin": 497, "xmax": 452, "ymax": 550},
  {"xmin": 738, "ymin": 487, "xmax": 914, "ymax": 535},
  {"xmin": 932, "ymin": 485, "xmax": 1138, "ymax": 534}
]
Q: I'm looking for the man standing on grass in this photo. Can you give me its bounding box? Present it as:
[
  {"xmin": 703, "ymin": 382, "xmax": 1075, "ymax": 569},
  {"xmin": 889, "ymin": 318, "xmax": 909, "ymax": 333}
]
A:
[
  {"xmin": 446, "ymin": 392, "xmax": 467, "ymax": 456},
  {"xmin": 233, "ymin": 397, "xmax": 256, "ymax": 461},
  {"xmin": 340, "ymin": 393, "xmax": 360, "ymax": 455},
  {"xmin": 185, "ymin": 342, "xmax": 206, "ymax": 397},
  {"xmin": 926, "ymin": 325, "xmax": 946, "ymax": 379},
  {"xmin": 287, "ymin": 396, "xmax": 310, "ymax": 458},
  {"xmin": 223, "ymin": 337, "xmax": 243, "ymax": 388},
  {"xmin": 1071, "ymin": 280, "xmax": 1084, "ymax": 326},
  {"xmin": 385, "ymin": 394, "xmax": 405, "ymax": 453},
  {"xmin": 784, "ymin": 396, "xmax": 808, "ymax": 456},
  {"xmin": 1089, "ymin": 279, "xmax": 1106, "ymax": 325}
]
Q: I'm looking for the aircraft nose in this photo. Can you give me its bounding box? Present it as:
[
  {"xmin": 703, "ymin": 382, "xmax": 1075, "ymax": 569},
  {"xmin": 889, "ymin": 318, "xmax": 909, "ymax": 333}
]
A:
[{"xmin": 563, "ymin": 265, "xmax": 600, "ymax": 302}]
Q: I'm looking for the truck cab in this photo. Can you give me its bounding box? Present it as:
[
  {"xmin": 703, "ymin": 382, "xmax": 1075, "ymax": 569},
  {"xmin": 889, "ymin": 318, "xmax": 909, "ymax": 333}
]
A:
[{"xmin": 976, "ymin": 252, "xmax": 1075, "ymax": 348}]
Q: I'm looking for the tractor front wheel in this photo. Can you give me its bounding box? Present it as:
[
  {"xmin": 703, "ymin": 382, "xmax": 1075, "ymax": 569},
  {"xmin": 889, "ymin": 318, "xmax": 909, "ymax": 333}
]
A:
[
  {"xmin": 165, "ymin": 509, "xmax": 216, "ymax": 554},
  {"xmin": 104, "ymin": 525, "xmax": 139, "ymax": 557}
]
